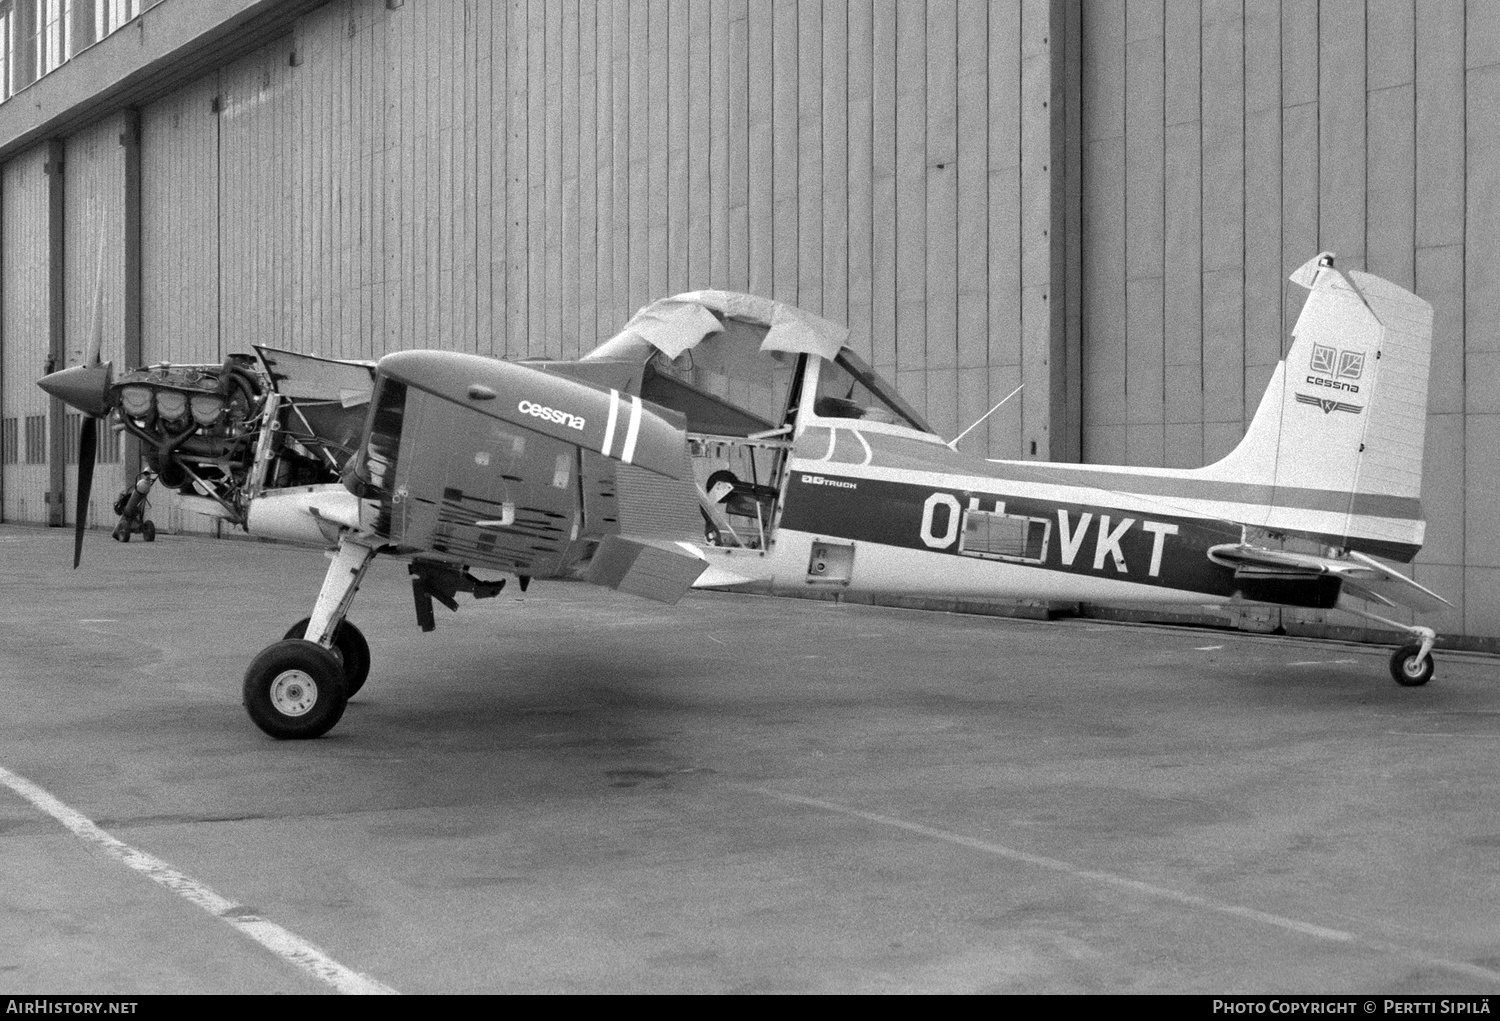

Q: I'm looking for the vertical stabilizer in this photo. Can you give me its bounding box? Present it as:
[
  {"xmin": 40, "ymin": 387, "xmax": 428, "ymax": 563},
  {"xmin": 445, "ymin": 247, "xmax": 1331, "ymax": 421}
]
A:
[{"xmin": 1205, "ymin": 254, "xmax": 1432, "ymax": 562}]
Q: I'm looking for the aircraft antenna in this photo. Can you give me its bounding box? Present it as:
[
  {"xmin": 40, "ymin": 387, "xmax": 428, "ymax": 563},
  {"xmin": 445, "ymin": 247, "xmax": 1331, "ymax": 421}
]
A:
[{"xmin": 947, "ymin": 384, "xmax": 1023, "ymax": 451}]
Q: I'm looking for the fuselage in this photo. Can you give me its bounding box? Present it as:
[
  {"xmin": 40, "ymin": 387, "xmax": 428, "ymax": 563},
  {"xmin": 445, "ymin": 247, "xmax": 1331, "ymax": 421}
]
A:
[{"xmin": 694, "ymin": 422, "xmax": 1339, "ymax": 611}]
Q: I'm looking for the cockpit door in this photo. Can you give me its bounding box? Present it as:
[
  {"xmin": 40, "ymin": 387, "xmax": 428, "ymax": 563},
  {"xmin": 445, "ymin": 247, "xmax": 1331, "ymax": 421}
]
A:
[{"xmin": 640, "ymin": 325, "xmax": 804, "ymax": 551}]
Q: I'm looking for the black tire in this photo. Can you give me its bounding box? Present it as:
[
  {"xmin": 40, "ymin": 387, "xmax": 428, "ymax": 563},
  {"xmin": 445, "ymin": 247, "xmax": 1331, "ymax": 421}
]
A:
[
  {"xmin": 243, "ymin": 640, "xmax": 348, "ymax": 739},
  {"xmin": 141, "ymin": 520, "xmax": 156, "ymax": 542},
  {"xmin": 1390, "ymin": 644, "xmax": 1435, "ymax": 687},
  {"xmin": 283, "ymin": 617, "xmax": 371, "ymax": 697}
]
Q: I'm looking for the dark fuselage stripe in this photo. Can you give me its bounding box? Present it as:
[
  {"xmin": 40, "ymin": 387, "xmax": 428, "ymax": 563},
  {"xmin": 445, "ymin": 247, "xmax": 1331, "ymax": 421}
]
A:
[{"xmin": 781, "ymin": 473, "xmax": 1242, "ymax": 597}]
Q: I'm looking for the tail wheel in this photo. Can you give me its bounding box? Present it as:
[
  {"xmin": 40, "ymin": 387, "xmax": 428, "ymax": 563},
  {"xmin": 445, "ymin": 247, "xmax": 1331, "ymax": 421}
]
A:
[
  {"xmin": 283, "ymin": 618, "xmax": 371, "ymax": 697},
  {"xmin": 243, "ymin": 640, "xmax": 348, "ymax": 739},
  {"xmin": 1390, "ymin": 644, "xmax": 1435, "ymax": 687}
]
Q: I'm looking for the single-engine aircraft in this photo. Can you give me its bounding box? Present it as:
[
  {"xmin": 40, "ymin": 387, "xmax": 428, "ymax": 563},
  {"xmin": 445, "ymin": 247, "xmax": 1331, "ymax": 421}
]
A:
[{"xmin": 38, "ymin": 253, "xmax": 1448, "ymax": 739}]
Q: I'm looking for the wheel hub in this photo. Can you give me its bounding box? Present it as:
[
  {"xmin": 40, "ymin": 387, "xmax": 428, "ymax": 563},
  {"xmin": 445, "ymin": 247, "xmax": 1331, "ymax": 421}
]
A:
[
  {"xmin": 269, "ymin": 669, "xmax": 319, "ymax": 716},
  {"xmin": 1403, "ymin": 656, "xmax": 1426, "ymax": 679}
]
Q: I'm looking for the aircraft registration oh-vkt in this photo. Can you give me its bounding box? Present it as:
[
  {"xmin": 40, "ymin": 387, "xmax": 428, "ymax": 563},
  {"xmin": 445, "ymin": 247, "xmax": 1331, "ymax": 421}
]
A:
[{"xmin": 37, "ymin": 252, "xmax": 1448, "ymax": 739}]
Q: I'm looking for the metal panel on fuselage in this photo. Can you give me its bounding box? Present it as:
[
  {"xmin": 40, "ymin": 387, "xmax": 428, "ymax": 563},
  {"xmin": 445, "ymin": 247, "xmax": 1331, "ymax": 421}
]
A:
[
  {"xmin": 777, "ymin": 467, "xmax": 1248, "ymax": 602},
  {"xmin": 387, "ymin": 385, "xmax": 583, "ymax": 577}
]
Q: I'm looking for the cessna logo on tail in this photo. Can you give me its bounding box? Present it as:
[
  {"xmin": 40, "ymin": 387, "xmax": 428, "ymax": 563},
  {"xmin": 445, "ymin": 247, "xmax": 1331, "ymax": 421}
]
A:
[
  {"xmin": 1310, "ymin": 343, "xmax": 1365, "ymax": 379},
  {"xmin": 1295, "ymin": 392, "xmax": 1362, "ymax": 415},
  {"xmin": 518, "ymin": 399, "xmax": 586, "ymax": 431},
  {"xmin": 1307, "ymin": 343, "xmax": 1365, "ymax": 393}
]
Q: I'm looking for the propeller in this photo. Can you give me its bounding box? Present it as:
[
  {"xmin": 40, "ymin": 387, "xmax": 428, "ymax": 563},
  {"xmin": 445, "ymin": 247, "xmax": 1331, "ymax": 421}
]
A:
[
  {"xmin": 74, "ymin": 416, "xmax": 97, "ymax": 567},
  {"xmin": 37, "ymin": 243, "xmax": 110, "ymax": 568}
]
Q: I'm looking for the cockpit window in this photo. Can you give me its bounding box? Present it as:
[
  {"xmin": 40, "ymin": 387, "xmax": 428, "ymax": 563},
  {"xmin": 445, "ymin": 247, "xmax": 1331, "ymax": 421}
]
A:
[
  {"xmin": 813, "ymin": 349, "xmax": 933, "ymax": 433},
  {"xmin": 641, "ymin": 318, "xmax": 799, "ymax": 436}
]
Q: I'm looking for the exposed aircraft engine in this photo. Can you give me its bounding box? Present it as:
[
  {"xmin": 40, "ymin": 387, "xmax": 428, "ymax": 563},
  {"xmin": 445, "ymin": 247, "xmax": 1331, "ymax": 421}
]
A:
[
  {"xmin": 39, "ymin": 344, "xmax": 370, "ymax": 562},
  {"xmin": 107, "ymin": 352, "xmax": 363, "ymax": 532},
  {"xmin": 113, "ymin": 356, "xmax": 267, "ymax": 499}
]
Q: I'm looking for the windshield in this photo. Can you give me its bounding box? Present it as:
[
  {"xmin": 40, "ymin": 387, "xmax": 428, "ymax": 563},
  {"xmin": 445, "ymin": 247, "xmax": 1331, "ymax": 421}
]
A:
[{"xmin": 811, "ymin": 349, "xmax": 933, "ymax": 433}]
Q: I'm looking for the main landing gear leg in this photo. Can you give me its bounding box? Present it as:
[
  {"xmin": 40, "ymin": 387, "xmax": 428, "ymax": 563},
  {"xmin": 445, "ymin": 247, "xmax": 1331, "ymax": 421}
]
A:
[{"xmin": 243, "ymin": 538, "xmax": 377, "ymax": 739}]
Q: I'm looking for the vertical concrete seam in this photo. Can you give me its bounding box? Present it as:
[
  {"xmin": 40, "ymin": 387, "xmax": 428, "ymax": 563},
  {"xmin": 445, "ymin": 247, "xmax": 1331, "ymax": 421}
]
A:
[
  {"xmin": 1197, "ymin": 1, "xmax": 1205, "ymax": 456},
  {"xmin": 1160, "ymin": 4, "xmax": 1167, "ymax": 464},
  {"xmin": 1459, "ymin": 0, "xmax": 1470, "ymax": 634}
]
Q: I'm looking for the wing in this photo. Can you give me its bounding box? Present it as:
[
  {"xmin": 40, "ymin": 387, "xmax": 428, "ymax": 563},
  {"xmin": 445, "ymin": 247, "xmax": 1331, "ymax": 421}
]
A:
[{"xmin": 1207, "ymin": 543, "xmax": 1451, "ymax": 614}]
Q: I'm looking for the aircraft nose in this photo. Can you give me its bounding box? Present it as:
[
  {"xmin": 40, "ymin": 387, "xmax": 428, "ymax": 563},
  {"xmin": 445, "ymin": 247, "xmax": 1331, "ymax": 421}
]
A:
[{"xmin": 38, "ymin": 361, "xmax": 113, "ymax": 418}]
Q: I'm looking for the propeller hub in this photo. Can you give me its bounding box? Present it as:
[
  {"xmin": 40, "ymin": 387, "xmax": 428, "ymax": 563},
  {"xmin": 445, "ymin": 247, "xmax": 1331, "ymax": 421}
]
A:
[{"xmin": 38, "ymin": 361, "xmax": 114, "ymax": 418}]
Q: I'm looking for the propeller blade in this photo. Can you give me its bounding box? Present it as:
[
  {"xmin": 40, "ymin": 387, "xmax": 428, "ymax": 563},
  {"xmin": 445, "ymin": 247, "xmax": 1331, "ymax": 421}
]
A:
[
  {"xmin": 84, "ymin": 241, "xmax": 106, "ymax": 367},
  {"xmin": 74, "ymin": 417, "xmax": 97, "ymax": 569}
]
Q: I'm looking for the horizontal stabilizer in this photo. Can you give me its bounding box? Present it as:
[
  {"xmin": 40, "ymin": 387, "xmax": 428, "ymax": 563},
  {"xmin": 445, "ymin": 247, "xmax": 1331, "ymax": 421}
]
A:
[
  {"xmin": 1207, "ymin": 544, "xmax": 1450, "ymax": 613},
  {"xmin": 1340, "ymin": 551, "xmax": 1452, "ymax": 614},
  {"xmin": 582, "ymin": 534, "xmax": 708, "ymax": 604}
]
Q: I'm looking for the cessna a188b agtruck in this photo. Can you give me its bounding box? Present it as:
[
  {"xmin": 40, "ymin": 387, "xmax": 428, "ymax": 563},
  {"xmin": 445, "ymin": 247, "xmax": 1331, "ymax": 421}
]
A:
[{"xmin": 39, "ymin": 253, "xmax": 1447, "ymax": 738}]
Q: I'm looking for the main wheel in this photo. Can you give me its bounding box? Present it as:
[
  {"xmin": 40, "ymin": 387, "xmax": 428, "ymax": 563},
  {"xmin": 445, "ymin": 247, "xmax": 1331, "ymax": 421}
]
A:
[
  {"xmin": 243, "ymin": 640, "xmax": 348, "ymax": 739},
  {"xmin": 283, "ymin": 618, "xmax": 371, "ymax": 697},
  {"xmin": 141, "ymin": 520, "xmax": 156, "ymax": 542},
  {"xmin": 1389, "ymin": 644, "xmax": 1435, "ymax": 687}
]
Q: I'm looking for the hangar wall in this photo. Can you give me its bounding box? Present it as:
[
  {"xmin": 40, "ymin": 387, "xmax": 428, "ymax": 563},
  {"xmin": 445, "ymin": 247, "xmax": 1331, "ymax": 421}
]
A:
[
  {"xmin": 1076, "ymin": 0, "xmax": 1495, "ymax": 639},
  {"xmin": 140, "ymin": 78, "xmax": 218, "ymax": 368},
  {"xmin": 234, "ymin": 0, "xmax": 1072, "ymax": 456},
  {"xmin": 0, "ymin": 0, "xmax": 1496, "ymax": 642},
  {"xmin": 3, "ymin": 0, "xmax": 1076, "ymax": 536}
]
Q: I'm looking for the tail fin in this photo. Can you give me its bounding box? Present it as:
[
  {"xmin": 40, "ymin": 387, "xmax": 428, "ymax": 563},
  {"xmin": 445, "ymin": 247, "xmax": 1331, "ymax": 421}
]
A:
[{"xmin": 1206, "ymin": 253, "xmax": 1433, "ymax": 562}]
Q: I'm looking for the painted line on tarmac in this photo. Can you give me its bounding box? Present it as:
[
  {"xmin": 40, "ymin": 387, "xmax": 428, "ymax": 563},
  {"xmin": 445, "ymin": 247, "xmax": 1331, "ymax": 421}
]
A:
[
  {"xmin": 748, "ymin": 786, "xmax": 1500, "ymax": 986},
  {"xmin": 1384, "ymin": 731, "xmax": 1495, "ymax": 739},
  {"xmin": 0, "ymin": 763, "xmax": 398, "ymax": 995}
]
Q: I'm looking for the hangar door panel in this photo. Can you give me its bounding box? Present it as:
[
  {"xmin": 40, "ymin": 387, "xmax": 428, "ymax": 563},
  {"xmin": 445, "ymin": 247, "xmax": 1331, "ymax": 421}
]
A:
[
  {"xmin": 217, "ymin": 41, "xmax": 298, "ymax": 357},
  {"xmin": 141, "ymin": 77, "xmax": 223, "ymax": 536},
  {"xmin": 63, "ymin": 116, "xmax": 129, "ymax": 532},
  {"xmin": 141, "ymin": 77, "xmax": 220, "ymax": 367},
  {"xmin": 1, "ymin": 148, "xmax": 54, "ymax": 524}
]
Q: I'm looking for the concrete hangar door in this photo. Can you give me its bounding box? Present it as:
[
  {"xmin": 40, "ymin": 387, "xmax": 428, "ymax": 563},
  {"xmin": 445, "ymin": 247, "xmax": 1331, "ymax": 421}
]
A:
[
  {"xmin": 1, "ymin": 147, "xmax": 56, "ymax": 525},
  {"xmin": 140, "ymin": 76, "xmax": 222, "ymax": 536},
  {"xmin": 60, "ymin": 116, "xmax": 131, "ymax": 533}
]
